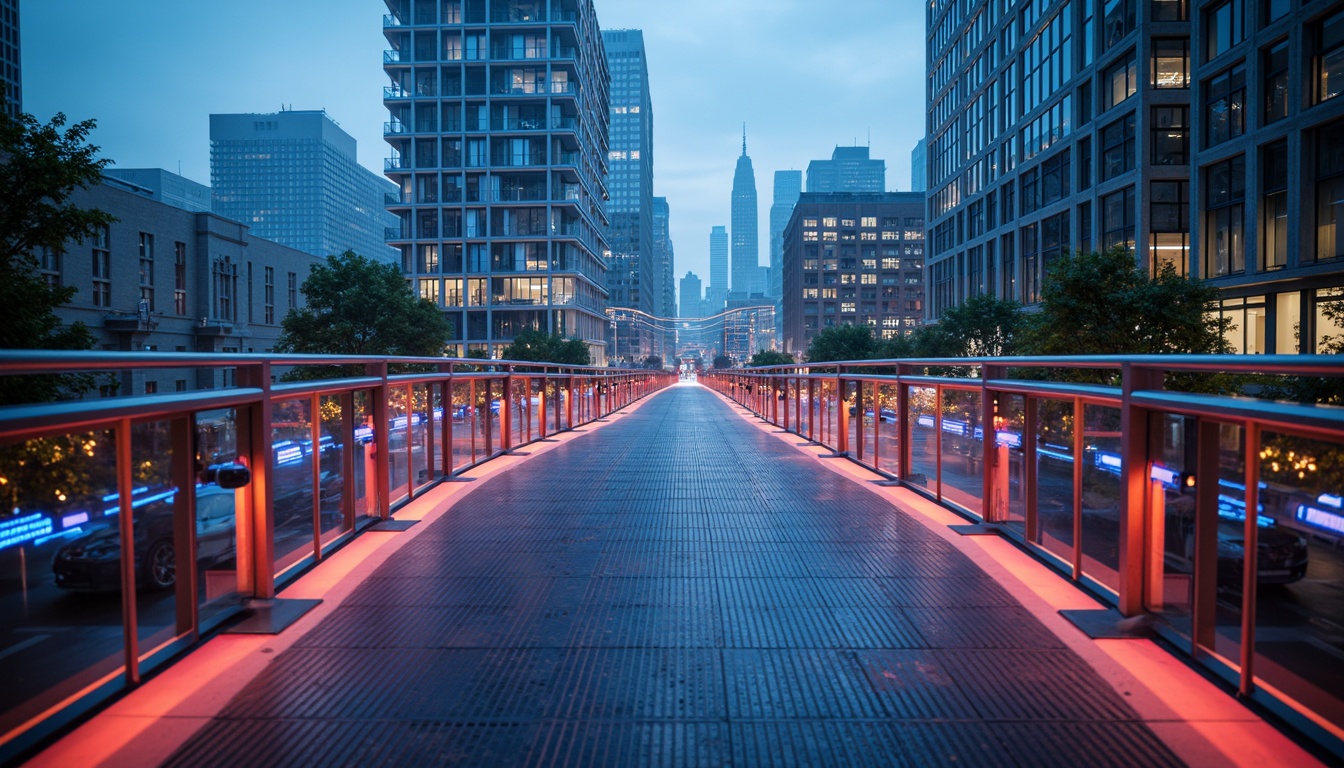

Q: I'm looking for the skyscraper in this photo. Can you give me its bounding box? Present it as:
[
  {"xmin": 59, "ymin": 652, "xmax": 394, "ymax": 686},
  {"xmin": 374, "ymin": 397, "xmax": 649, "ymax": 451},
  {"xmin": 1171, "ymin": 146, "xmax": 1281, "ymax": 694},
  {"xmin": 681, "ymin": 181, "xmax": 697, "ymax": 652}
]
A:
[
  {"xmin": 924, "ymin": 0, "xmax": 1344, "ymax": 354},
  {"xmin": 603, "ymin": 29, "xmax": 655, "ymax": 361},
  {"xmin": 806, "ymin": 146, "xmax": 886, "ymax": 193},
  {"xmin": 707, "ymin": 224, "xmax": 728, "ymax": 314},
  {"xmin": 769, "ymin": 170, "xmax": 803, "ymax": 344},
  {"xmin": 210, "ymin": 110, "xmax": 398, "ymax": 263},
  {"xmin": 1, "ymin": 0, "xmax": 19, "ymax": 118},
  {"xmin": 653, "ymin": 196, "xmax": 676, "ymax": 359},
  {"xmin": 382, "ymin": 0, "xmax": 611, "ymax": 361},
  {"xmin": 730, "ymin": 128, "xmax": 759, "ymax": 296},
  {"xmin": 910, "ymin": 138, "xmax": 927, "ymax": 192}
]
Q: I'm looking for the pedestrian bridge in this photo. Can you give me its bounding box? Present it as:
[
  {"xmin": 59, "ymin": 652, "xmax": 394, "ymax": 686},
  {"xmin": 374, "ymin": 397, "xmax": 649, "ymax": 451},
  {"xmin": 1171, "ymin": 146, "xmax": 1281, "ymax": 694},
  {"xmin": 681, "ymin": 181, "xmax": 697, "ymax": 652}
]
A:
[{"xmin": 1, "ymin": 352, "xmax": 1341, "ymax": 766}]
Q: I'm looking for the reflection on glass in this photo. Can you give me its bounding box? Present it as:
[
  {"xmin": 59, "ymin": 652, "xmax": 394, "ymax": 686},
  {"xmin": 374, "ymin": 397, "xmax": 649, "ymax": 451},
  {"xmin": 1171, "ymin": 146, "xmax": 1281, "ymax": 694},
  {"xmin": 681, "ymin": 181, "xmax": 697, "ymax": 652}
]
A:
[
  {"xmin": 133, "ymin": 420, "xmax": 180, "ymax": 652},
  {"xmin": 939, "ymin": 389, "xmax": 983, "ymax": 515},
  {"xmin": 875, "ymin": 384, "xmax": 900, "ymax": 477},
  {"xmin": 196, "ymin": 408, "xmax": 242, "ymax": 627},
  {"xmin": 352, "ymin": 392, "xmax": 374, "ymax": 519},
  {"xmin": 1, "ymin": 428, "xmax": 122, "ymax": 737},
  {"xmin": 1081, "ymin": 405, "xmax": 1122, "ymax": 592},
  {"xmin": 995, "ymin": 394, "xmax": 1027, "ymax": 531},
  {"xmin": 1034, "ymin": 397, "xmax": 1075, "ymax": 564},
  {"xmin": 272, "ymin": 398, "xmax": 315, "ymax": 575},
  {"xmin": 860, "ymin": 382, "xmax": 876, "ymax": 465},
  {"xmin": 410, "ymin": 383, "xmax": 430, "ymax": 491},
  {"xmin": 1254, "ymin": 430, "xmax": 1336, "ymax": 731},
  {"xmin": 452, "ymin": 380, "xmax": 473, "ymax": 470},
  {"xmin": 1211, "ymin": 423, "xmax": 1246, "ymax": 668},
  {"xmin": 908, "ymin": 386, "xmax": 937, "ymax": 490},
  {"xmin": 429, "ymin": 385, "xmax": 445, "ymax": 482},
  {"xmin": 387, "ymin": 387, "xmax": 410, "ymax": 503},
  {"xmin": 1151, "ymin": 413, "xmax": 1194, "ymax": 631},
  {"xmin": 319, "ymin": 395, "xmax": 347, "ymax": 545}
]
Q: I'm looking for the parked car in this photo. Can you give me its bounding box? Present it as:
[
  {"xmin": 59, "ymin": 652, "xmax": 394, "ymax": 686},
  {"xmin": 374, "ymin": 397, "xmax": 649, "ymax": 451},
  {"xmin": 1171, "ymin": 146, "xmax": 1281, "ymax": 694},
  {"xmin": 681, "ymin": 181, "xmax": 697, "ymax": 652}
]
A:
[
  {"xmin": 1163, "ymin": 491, "xmax": 1309, "ymax": 586},
  {"xmin": 52, "ymin": 484, "xmax": 236, "ymax": 591}
]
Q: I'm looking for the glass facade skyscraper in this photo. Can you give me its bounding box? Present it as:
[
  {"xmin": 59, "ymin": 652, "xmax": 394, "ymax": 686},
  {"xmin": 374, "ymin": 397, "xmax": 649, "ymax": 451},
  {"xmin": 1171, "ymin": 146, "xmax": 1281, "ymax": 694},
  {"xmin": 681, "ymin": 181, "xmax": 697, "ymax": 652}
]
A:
[
  {"xmin": 731, "ymin": 130, "xmax": 759, "ymax": 296},
  {"xmin": 806, "ymin": 146, "xmax": 886, "ymax": 193},
  {"xmin": 382, "ymin": 0, "xmax": 611, "ymax": 361},
  {"xmin": 708, "ymin": 224, "xmax": 728, "ymax": 313},
  {"xmin": 770, "ymin": 170, "xmax": 803, "ymax": 343},
  {"xmin": 210, "ymin": 110, "xmax": 398, "ymax": 263}
]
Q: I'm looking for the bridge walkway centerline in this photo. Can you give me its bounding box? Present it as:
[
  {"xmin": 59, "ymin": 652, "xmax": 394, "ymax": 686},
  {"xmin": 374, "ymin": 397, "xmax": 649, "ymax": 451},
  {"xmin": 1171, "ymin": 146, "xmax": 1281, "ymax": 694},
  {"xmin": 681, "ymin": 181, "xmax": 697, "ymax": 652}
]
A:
[{"xmin": 30, "ymin": 383, "xmax": 1319, "ymax": 767}]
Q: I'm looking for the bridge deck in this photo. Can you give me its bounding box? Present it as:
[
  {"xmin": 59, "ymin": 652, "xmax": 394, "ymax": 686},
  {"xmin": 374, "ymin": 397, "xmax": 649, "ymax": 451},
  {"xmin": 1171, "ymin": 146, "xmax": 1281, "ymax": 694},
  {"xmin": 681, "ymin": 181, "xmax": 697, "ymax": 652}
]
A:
[{"xmin": 34, "ymin": 385, "xmax": 1310, "ymax": 766}]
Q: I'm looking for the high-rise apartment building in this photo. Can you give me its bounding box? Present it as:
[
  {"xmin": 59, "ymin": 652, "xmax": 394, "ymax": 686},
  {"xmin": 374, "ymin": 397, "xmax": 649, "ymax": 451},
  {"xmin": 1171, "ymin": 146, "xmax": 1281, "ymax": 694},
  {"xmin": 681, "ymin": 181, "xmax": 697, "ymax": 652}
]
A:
[
  {"xmin": 925, "ymin": 0, "xmax": 1344, "ymax": 354},
  {"xmin": 1, "ymin": 0, "xmax": 19, "ymax": 118},
  {"xmin": 210, "ymin": 110, "xmax": 398, "ymax": 263},
  {"xmin": 382, "ymin": 0, "xmax": 611, "ymax": 361},
  {"xmin": 603, "ymin": 29, "xmax": 655, "ymax": 362},
  {"xmin": 806, "ymin": 146, "xmax": 886, "ymax": 193},
  {"xmin": 707, "ymin": 224, "xmax": 729, "ymax": 313},
  {"xmin": 653, "ymin": 196, "xmax": 676, "ymax": 359},
  {"xmin": 770, "ymin": 170, "xmax": 803, "ymax": 343},
  {"xmin": 730, "ymin": 130, "xmax": 759, "ymax": 295},
  {"xmin": 781, "ymin": 192, "xmax": 926, "ymax": 355}
]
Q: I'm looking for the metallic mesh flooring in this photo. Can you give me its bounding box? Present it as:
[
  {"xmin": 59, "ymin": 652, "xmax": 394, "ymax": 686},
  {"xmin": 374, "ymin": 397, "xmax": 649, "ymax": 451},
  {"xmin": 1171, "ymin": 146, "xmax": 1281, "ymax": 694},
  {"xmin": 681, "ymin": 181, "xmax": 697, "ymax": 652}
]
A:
[{"xmin": 165, "ymin": 386, "xmax": 1183, "ymax": 767}]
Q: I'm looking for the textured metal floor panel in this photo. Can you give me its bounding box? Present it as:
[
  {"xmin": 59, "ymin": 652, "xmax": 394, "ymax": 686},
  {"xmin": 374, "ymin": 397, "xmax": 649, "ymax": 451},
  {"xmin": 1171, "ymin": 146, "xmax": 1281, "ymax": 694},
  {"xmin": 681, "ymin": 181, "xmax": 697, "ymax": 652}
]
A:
[{"xmin": 165, "ymin": 386, "xmax": 1187, "ymax": 767}]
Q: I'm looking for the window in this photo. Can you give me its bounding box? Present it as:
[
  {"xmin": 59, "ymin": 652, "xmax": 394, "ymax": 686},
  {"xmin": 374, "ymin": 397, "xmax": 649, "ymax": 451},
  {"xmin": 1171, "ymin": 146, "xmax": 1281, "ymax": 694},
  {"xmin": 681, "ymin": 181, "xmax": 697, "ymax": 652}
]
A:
[
  {"xmin": 173, "ymin": 242, "xmax": 186, "ymax": 315},
  {"xmin": 1150, "ymin": 0, "xmax": 1186, "ymax": 22},
  {"xmin": 264, "ymin": 266, "xmax": 276, "ymax": 324},
  {"xmin": 1102, "ymin": 52, "xmax": 1137, "ymax": 109},
  {"xmin": 1264, "ymin": 40, "xmax": 1289, "ymax": 123},
  {"xmin": 1040, "ymin": 149, "xmax": 1071, "ymax": 207},
  {"xmin": 138, "ymin": 233, "xmax": 154, "ymax": 310},
  {"xmin": 1150, "ymin": 180, "xmax": 1189, "ymax": 276},
  {"xmin": 1204, "ymin": 155, "xmax": 1246, "ymax": 277},
  {"xmin": 1151, "ymin": 38, "xmax": 1190, "ymax": 88},
  {"xmin": 91, "ymin": 223, "xmax": 111, "ymax": 308},
  {"xmin": 1078, "ymin": 136, "xmax": 1093, "ymax": 190},
  {"xmin": 1206, "ymin": 0, "xmax": 1244, "ymax": 61},
  {"xmin": 1102, "ymin": 0, "xmax": 1135, "ymax": 52},
  {"xmin": 1262, "ymin": 141, "xmax": 1289, "ymax": 271},
  {"xmin": 861, "ymin": 217, "xmax": 877, "ymax": 227},
  {"xmin": 39, "ymin": 246, "xmax": 62, "ymax": 288},
  {"xmin": 1101, "ymin": 113, "xmax": 1136, "ymax": 181},
  {"xmin": 1315, "ymin": 120, "xmax": 1344, "ymax": 262},
  {"xmin": 1102, "ymin": 186, "xmax": 1136, "ymax": 250},
  {"xmin": 1078, "ymin": 200, "xmax": 1094, "ymax": 254},
  {"xmin": 288, "ymin": 272, "xmax": 298, "ymax": 309},
  {"xmin": 1264, "ymin": 0, "xmax": 1289, "ymax": 24},
  {"xmin": 1020, "ymin": 223, "xmax": 1040, "ymax": 304},
  {"xmin": 1204, "ymin": 64, "xmax": 1246, "ymax": 146},
  {"xmin": 1318, "ymin": 10, "xmax": 1344, "ymax": 103},
  {"xmin": 212, "ymin": 257, "xmax": 236, "ymax": 321},
  {"xmin": 1151, "ymin": 106, "xmax": 1189, "ymax": 165}
]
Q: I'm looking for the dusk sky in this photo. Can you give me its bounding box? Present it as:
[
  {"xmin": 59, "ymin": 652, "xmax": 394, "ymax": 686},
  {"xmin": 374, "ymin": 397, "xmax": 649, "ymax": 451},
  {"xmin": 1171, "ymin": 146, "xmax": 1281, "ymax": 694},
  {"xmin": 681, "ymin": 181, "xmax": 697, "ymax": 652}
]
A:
[{"xmin": 21, "ymin": 0, "xmax": 926, "ymax": 308}]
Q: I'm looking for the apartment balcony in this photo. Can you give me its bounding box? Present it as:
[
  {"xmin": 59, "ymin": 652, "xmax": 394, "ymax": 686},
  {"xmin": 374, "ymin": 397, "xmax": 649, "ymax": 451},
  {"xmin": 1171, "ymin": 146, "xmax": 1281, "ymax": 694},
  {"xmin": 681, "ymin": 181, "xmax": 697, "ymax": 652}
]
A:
[
  {"xmin": 383, "ymin": 49, "xmax": 405, "ymax": 64},
  {"xmin": 383, "ymin": 85, "xmax": 411, "ymax": 100},
  {"xmin": 383, "ymin": 121, "xmax": 410, "ymax": 136},
  {"xmin": 384, "ymin": 157, "xmax": 406, "ymax": 171}
]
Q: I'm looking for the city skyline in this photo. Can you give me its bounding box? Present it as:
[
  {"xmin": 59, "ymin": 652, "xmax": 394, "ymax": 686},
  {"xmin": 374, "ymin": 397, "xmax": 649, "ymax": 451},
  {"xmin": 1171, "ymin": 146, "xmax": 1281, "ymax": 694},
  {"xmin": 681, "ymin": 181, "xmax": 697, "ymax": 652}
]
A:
[{"xmin": 18, "ymin": 0, "xmax": 925, "ymax": 310}]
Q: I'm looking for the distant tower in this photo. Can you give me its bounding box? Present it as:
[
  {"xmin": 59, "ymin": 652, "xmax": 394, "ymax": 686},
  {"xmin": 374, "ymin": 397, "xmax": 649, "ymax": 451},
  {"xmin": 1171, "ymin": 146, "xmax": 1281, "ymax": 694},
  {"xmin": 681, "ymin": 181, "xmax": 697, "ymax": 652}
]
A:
[
  {"xmin": 708, "ymin": 225, "xmax": 728, "ymax": 313},
  {"xmin": 730, "ymin": 126, "xmax": 759, "ymax": 296},
  {"xmin": 806, "ymin": 146, "xmax": 885, "ymax": 193},
  {"xmin": 910, "ymin": 138, "xmax": 927, "ymax": 192},
  {"xmin": 769, "ymin": 170, "xmax": 803, "ymax": 342}
]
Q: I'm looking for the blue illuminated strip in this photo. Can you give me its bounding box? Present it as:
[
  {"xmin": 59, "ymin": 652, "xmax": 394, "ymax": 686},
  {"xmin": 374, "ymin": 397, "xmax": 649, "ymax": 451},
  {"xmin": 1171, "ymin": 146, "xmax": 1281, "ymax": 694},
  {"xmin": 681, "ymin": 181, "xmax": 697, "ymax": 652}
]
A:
[
  {"xmin": 1297, "ymin": 505, "xmax": 1344, "ymax": 535},
  {"xmin": 104, "ymin": 488, "xmax": 177, "ymax": 517},
  {"xmin": 0, "ymin": 513, "xmax": 54, "ymax": 551}
]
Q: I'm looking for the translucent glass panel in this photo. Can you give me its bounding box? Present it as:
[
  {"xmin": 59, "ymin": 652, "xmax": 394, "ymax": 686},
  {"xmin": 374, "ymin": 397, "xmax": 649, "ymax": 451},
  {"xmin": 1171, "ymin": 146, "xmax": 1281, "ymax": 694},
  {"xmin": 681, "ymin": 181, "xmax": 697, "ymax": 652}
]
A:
[
  {"xmin": 1, "ymin": 428, "xmax": 121, "ymax": 736},
  {"xmin": 318, "ymin": 395, "xmax": 348, "ymax": 546},
  {"xmin": 428, "ymin": 385, "xmax": 446, "ymax": 483},
  {"xmin": 511, "ymin": 377, "xmax": 530, "ymax": 446},
  {"xmin": 1080, "ymin": 405, "xmax": 1122, "ymax": 592},
  {"xmin": 410, "ymin": 383, "xmax": 431, "ymax": 491},
  {"xmin": 196, "ymin": 409, "xmax": 243, "ymax": 626},
  {"xmin": 272, "ymin": 398, "xmax": 315, "ymax": 575},
  {"xmin": 1034, "ymin": 396, "xmax": 1075, "ymax": 564},
  {"xmin": 818, "ymin": 379, "xmax": 837, "ymax": 448},
  {"xmin": 908, "ymin": 386, "xmax": 938, "ymax": 490},
  {"xmin": 875, "ymin": 384, "xmax": 900, "ymax": 478},
  {"xmin": 1149, "ymin": 412, "xmax": 1194, "ymax": 630},
  {"xmin": 132, "ymin": 420, "xmax": 181, "ymax": 652},
  {"xmin": 452, "ymin": 380, "xmax": 475, "ymax": 470},
  {"xmin": 995, "ymin": 394, "xmax": 1028, "ymax": 532},
  {"xmin": 860, "ymin": 382, "xmax": 877, "ymax": 465},
  {"xmin": 1208, "ymin": 423, "xmax": 1246, "ymax": 668},
  {"xmin": 387, "ymin": 387, "xmax": 410, "ymax": 504},
  {"xmin": 939, "ymin": 389, "xmax": 983, "ymax": 515},
  {"xmin": 1254, "ymin": 431, "xmax": 1343, "ymax": 735},
  {"xmin": 352, "ymin": 392, "xmax": 375, "ymax": 519}
]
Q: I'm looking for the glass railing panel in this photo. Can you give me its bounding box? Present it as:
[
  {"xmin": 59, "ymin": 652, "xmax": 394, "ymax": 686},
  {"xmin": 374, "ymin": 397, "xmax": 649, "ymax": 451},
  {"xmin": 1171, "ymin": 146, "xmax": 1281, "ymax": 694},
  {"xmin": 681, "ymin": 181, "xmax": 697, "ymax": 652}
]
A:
[
  {"xmin": 352, "ymin": 392, "xmax": 375, "ymax": 520},
  {"xmin": 1253, "ymin": 430, "xmax": 1342, "ymax": 735},
  {"xmin": 272, "ymin": 398, "xmax": 315, "ymax": 575},
  {"xmin": 1148, "ymin": 412, "xmax": 1195, "ymax": 633},
  {"xmin": 875, "ymin": 383, "xmax": 900, "ymax": 477},
  {"xmin": 530, "ymin": 378, "xmax": 545, "ymax": 440},
  {"xmin": 1033, "ymin": 396, "xmax": 1075, "ymax": 564},
  {"xmin": 908, "ymin": 386, "xmax": 938, "ymax": 491},
  {"xmin": 1080, "ymin": 404, "xmax": 1122, "ymax": 592},
  {"xmin": 1206, "ymin": 423, "xmax": 1248, "ymax": 668},
  {"xmin": 847, "ymin": 381, "xmax": 862, "ymax": 460},
  {"xmin": 410, "ymin": 383, "xmax": 431, "ymax": 492},
  {"xmin": 318, "ymin": 395, "xmax": 348, "ymax": 546},
  {"xmin": 428, "ymin": 384, "xmax": 445, "ymax": 482},
  {"xmin": 2, "ymin": 428, "xmax": 121, "ymax": 737},
  {"xmin": 132, "ymin": 419, "xmax": 183, "ymax": 652},
  {"xmin": 818, "ymin": 379, "xmax": 836, "ymax": 448},
  {"xmin": 860, "ymin": 382, "xmax": 877, "ymax": 467},
  {"xmin": 452, "ymin": 380, "xmax": 474, "ymax": 470},
  {"xmin": 994, "ymin": 393, "xmax": 1027, "ymax": 532},
  {"xmin": 387, "ymin": 387, "xmax": 410, "ymax": 504},
  {"xmin": 511, "ymin": 377, "xmax": 529, "ymax": 445},
  {"xmin": 939, "ymin": 389, "xmax": 983, "ymax": 516},
  {"xmin": 195, "ymin": 408, "xmax": 243, "ymax": 626}
]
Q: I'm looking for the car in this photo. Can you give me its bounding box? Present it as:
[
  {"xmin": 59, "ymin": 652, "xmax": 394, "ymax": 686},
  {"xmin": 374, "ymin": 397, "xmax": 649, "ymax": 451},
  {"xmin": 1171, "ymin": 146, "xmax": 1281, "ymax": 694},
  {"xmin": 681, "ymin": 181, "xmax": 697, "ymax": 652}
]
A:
[
  {"xmin": 1163, "ymin": 491, "xmax": 1309, "ymax": 586},
  {"xmin": 52, "ymin": 484, "xmax": 237, "ymax": 591}
]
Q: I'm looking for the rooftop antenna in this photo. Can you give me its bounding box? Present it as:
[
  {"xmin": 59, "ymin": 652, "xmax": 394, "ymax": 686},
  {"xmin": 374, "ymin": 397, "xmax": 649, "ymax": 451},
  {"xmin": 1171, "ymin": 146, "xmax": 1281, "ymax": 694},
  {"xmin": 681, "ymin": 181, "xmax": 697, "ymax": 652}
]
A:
[
  {"xmin": 742, "ymin": 123, "xmax": 747, "ymax": 156},
  {"xmin": 867, "ymin": 127, "xmax": 871, "ymax": 147}
]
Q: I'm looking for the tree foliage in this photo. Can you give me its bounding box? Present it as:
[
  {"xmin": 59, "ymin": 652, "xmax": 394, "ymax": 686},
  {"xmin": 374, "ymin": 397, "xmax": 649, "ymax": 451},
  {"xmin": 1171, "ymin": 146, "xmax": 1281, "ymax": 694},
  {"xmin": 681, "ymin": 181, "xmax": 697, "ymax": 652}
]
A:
[
  {"xmin": 1022, "ymin": 247, "xmax": 1230, "ymax": 356},
  {"xmin": 641, "ymin": 355, "xmax": 664, "ymax": 370},
  {"xmin": 277, "ymin": 250, "xmax": 454, "ymax": 360},
  {"xmin": 748, "ymin": 349, "xmax": 795, "ymax": 367},
  {"xmin": 806, "ymin": 323, "xmax": 881, "ymax": 363},
  {"xmin": 0, "ymin": 108, "xmax": 112, "ymax": 405},
  {"xmin": 500, "ymin": 330, "xmax": 591, "ymax": 365},
  {"xmin": 712, "ymin": 355, "xmax": 733, "ymax": 369},
  {"xmin": 915, "ymin": 293, "xmax": 1023, "ymax": 358}
]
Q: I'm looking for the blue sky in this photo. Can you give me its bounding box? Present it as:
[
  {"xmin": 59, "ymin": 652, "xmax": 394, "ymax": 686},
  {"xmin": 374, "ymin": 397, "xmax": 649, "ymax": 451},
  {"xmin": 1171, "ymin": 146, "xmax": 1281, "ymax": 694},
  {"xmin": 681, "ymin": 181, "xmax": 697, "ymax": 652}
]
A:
[{"xmin": 21, "ymin": 0, "xmax": 926, "ymax": 302}]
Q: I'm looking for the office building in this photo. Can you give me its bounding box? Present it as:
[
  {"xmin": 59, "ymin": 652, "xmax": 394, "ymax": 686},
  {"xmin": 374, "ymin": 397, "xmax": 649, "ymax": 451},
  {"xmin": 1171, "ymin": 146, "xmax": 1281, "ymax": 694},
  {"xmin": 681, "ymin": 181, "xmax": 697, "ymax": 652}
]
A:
[
  {"xmin": 211, "ymin": 110, "xmax": 398, "ymax": 263},
  {"xmin": 47, "ymin": 176, "xmax": 324, "ymax": 392},
  {"xmin": 653, "ymin": 196, "xmax": 676, "ymax": 359},
  {"xmin": 781, "ymin": 192, "xmax": 926, "ymax": 355},
  {"xmin": 603, "ymin": 29, "xmax": 656, "ymax": 362},
  {"xmin": 910, "ymin": 138, "xmax": 927, "ymax": 192},
  {"xmin": 679, "ymin": 271, "xmax": 703, "ymax": 319},
  {"xmin": 925, "ymin": 0, "xmax": 1344, "ymax": 353},
  {"xmin": 382, "ymin": 0, "xmax": 612, "ymax": 361},
  {"xmin": 731, "ymin": 129, "xmax": 759, "ymax": 295},
  {"xmin": 707, "ymin": 224, "xmax": 728, "ymax": 313},
  {"xmin": 1, "ymin": 0, "xmax": 18, "ymax": 117},
  {"xmin": 770, "ymin": 170, "xmax": 803, "ymax": 343},
  {"xmin": 806, "ymin": 146, "xmax": 886, "ymax": 193},
  {"xmin": 104, "ymin": 168, "xmax": 212, "ymax": 213}
]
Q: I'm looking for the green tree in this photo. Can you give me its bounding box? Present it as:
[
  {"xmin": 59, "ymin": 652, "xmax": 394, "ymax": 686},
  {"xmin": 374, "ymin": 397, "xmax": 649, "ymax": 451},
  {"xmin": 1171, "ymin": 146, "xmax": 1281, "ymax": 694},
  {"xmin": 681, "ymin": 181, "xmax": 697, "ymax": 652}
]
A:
[
  {"xmin": 1022, "ymin": 247, "xmax": 1230, "ymax": 356},
  {"xmin": 916, "ymin": 293, "xmax": 1023, "ymax": 358},
  {"xmin": 641, "ymin": 355, "xmax": 664, "ymax": 370},
  {"xmin": 712, "ymin": 355, "xmax": 733, "ymax": 369},
  {"xmin": 806, "ymin": 323, "xmax": 881, "ymax": 363},
  {"xmin": 276, "ymin": 250, "xmax": 453, "ymax": 376},
  {"xmin": 0, "ymin": 109, "xmax": 113, "ymax": 405},
  {"xmin": 748, "ymin": 349, "xmax": 794, "ymax": 367},
  {"xmin": 500, "ymin": 330, "xmax": 591, "ymax": 365}
]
